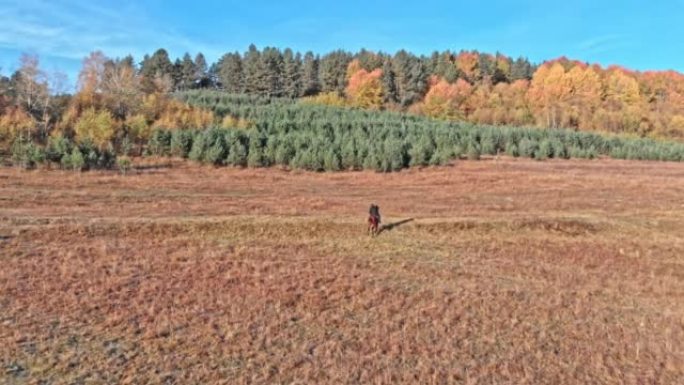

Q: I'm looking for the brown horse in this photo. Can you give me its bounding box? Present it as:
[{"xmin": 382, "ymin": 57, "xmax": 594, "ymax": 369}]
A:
[{"xmin": 367, "ymin": 204, "xmax": 381, "ymax": 236}]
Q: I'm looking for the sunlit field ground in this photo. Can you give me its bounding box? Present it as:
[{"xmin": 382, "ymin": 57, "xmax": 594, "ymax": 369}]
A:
[{"xmin": 1, "ymin": 158, "xmax": 683, "ymax": 384}]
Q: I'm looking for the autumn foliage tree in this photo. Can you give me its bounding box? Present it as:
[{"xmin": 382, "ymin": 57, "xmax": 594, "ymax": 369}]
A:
[
  {"xmin": 345, "ymin": 60, "xmax": 384, "ymax": 110},
  {"xmin": 73, "ymin": 107, "xmax": 116, "ymax": 149},
  {"xmin": 0, "ymin": 106, "xmax": 35, "ymax": 146},
  {"xmin": 419, "ymin": 77, "xmax": 472, "ymax": 120}
]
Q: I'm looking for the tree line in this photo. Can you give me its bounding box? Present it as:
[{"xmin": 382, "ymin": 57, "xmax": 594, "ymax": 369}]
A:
[
  {"xmin": 12, "ymin": 91, "xmax": 683, "ymax": 172},
  {"xmin": 2, "ymin": 46, "xmax": 684, "ymax": 171}
]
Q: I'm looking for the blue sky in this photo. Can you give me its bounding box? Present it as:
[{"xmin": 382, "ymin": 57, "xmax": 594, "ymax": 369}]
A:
[{"xmin": 1, "ymin": 0, "xmax": 683, "ymax": 87}]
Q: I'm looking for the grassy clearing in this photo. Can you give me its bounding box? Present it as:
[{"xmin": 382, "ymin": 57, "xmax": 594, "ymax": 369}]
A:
[{"xmin": 1, "ymin": 158, "xmax": 683, "ymax": 384}]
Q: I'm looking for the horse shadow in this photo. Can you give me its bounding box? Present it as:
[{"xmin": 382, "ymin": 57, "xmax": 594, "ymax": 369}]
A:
[{"xmin": 378, "ymin": 218, "xmax": 415, "ymax": 235}]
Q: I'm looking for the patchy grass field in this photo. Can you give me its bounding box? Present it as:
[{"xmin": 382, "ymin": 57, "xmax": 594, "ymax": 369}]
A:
[{"xmin": 1, "ymin": 158, "xmax": 683, "ymax": 384}]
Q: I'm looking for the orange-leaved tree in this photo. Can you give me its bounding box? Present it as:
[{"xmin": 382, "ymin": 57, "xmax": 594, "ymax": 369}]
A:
[
  {"xmin": 345, "ymin": 60, "xmax": 384, "ymax": 110},
  {"xmin": 420, "ymin": 76, "xmax": 472, "ymax": 120}
]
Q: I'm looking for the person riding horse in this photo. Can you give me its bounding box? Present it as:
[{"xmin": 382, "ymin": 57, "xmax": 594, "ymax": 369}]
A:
[{"xmin": 368, "ymin": 204, "xmax": 381, "ymax": 236}]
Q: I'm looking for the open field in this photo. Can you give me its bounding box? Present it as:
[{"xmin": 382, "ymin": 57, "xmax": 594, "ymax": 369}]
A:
[{"xmin": 1, "ymin": 158, "xmax": 684, "ymax": 384}]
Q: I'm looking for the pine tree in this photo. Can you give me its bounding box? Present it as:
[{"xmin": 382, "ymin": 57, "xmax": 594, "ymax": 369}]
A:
[
  {"xmin": 430, "ymin": 146, "xmax": 454, "ymax": 165},
  {"xmin": 204, "ymin": 134, "xmax": 226, "ymax": 165},
  {"xmin": 259, "ymin": 47, "xmax": 284, "ymax": 97},
  {"xmin": 217, "ymin": 52, "xmax": 243, "ymax": 93},
  {"xmin": 247, "ymin": 130, "xmax": 267, "ymax": 167},
  {"xmin": 478, "ymin": 53, "xmax": 494, "ymax": 82},
  {"xmin": 533, "ymin": 140, "xmax": 550, "ymax": 160},
  {"xmin": 323, "ymin": 147, "xmax": 341, "ymax": 171},
  {"xmin": 409, "ymin": 133, "xmax": 435, "ymax": 167},
  {"xmin": 505, "ymin": 142, "xmax": 519, "ymax": 157},
  {"xmin": 434, "ymin": 51, "xmax": 458, "ymax": 83},
  {"xmin": 300, "ymin": 51, "xmax": 320, "ymax": 96},
  {"xmin": 274, "ymin": 139, "xmax": 295, "ymax": 166},
  {"xmin": 356, "ymin": 49, "xmax": 383, "ymax": 70},
  {"xmin": 243, "ymin": 44, "xmax": 261, "ymax": 94},
  {"xmin": 194, "ymin": 53, "xmax": 209, "ymax": 88},
  {"xmin": 170, "ymin": 130, "xmax": 194, "ymax": 158},
  {"xmin": 281, "ymin": 49, "xmax": 301, "ymax": 98},
  {"xmin": 492, "ymin": 52, "xmax": 511, "ymax": 84},
  {"xmin": 341, "ymin": 137, "xmax": 358, "ymax": 169},
  {"xmin": 392, "ymin": 51, "xmax": 428, "ymax": 107},
  {"xmin": 319, "ymin": 50, "xmax": 351, "ymax": 95},
  {"xmin": 510, "ymin": 57, "xmax": 533, "ymax": 81},
  {"xmin": 518, "ymin": 138, "xmax": 538, "ymax": 158},
  {"xmin": 172, "ymin": 58, "xmax": 183, "ymax": 91},
  {"xmin": 381, "ymin": 58, "xmax": 398, "ymax": 104},
  {"xmin": 227, "ymin": 133, "xmax": 248, "ymax": 166},
  {"xmin": 384, "ymin": 136, "xmax": 406, "ymax": 171},
  {"xmin": 179, "ymin": 53, "xmax": 196, "ymax": 91},
  {"xmin": 466, "ymin": 140, "xmax": 481, "ymax": 160},
  {"xmin": 139, "ymin": 49, "xmax": 174, "ymax": 93},
  {"xmin": 69, "ymin": 147, "xmax": 85, "ymax": 171},
  {"xmin": 188, "ymin": 132, "xmax": 207, "ymax": 161}
]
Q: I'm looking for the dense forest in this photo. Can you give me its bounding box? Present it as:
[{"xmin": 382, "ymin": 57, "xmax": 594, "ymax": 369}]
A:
[{"xmin": 2, "ymin": 45, "xmax": 684, "ymax": 171}]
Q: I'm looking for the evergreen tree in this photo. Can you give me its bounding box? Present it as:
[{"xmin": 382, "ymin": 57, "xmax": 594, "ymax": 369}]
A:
[
  {"xmin": 518, "ymin": 138, "xmax": 538, "ymax": 158},
  {"xmin": 505, "ymin": 142, "xmax": 519, "ymax": 157},
  {"xmin": 243, "ymin": 44, "xmax": 261, "ymax": 94},
  {"xmin": 194, "ymin": 53, "xmax": 210, "ymax": 88},
  {"xmin": 217, "ymin": 52, "xmax": 244, "ymax": 93},
  {"xmin": 139, "ymin": 49, "xmax": 174, "ymax": 93},
  {"xmin": 510, "ymin": 57, "xmax": 533, "ymax": 81},
  {"xmin": 466, "ymin": 140, "xmax": 481, "ymax": 160},
  {"xmin": 409, "ymin": 133, "xmax": 435, "ymax": 167},
  {"xmin": 552, "ymin": 139, "xmax": 568, "ymax": 159},
  {"xmin": 69, "ymin": 147, "xmax": 85, "ymax": 171},
  {"xmin": 281, "ymin": 48, "xmax": 301, "ymax": 98},
  {"xmin": 227, "ymin": 132, "xmax": 248, "ymax": 166},
  {"xmin": 356, "ymin": 49, "xmax": 383, "ymax": 70},
  {"xmin": 319, "ymin": 50, "xmax": 351, "ymax": 95},
  {"xmin": 384, "ymin": 137, "xmax": 406, "ymax": 171},
  {"xmin": 300, "ymin": 51, "xmax": 320, "ymax": 96},
  {"xmin": 341, "ymin": 137, "xmax": 358, "ymax": 169},
  {"xmin": 434, "ymin": 51, "xmax": 459, "ymax": 83},
  {"xmin": 247, "ymin": 130, "xmax": 267, "ymax": 167},
  {"xmin": 392, "ymin": 50, "xmax": 428, "ymax": 107},
  {"xmin": 259, "ymin": 47, "xmax": 284, "ymax": 97},
  {"xmin": 381, "ymin": 58, "xmax": 398, "ymax": 104},
  {"xmin": 172, "ymin": 58, "xmax": 183, "ymax": 91},
  {"xmin": 478, "ymin": 53, "xmax": 495, "ymax": 82},
  {"xmin": 204, "ymin": 133, "xmax": 226, "ymax": 165},
  {"xmin": 179, "ymin": 53, "xmax": 196, "ymax": 91},
  {"xmin": 274, "ymin": 139, "xmax": 295, "ymax": 166},
  {"xmin": 536, "ymin": 139, "xmax": 553, "ymax": 160},
  {"xmin": 430, "ymin": 146, "xmax": 454, "ymax": 165},
  {"xmin": 323, "ymin": 147, "xmax": 342, "ymax": 171},
  {"xmin": 188, "ymin": 132, "xmax": 207, "ymax": 162},
  {"xmin": 170, "ymin": 130, "xmax": 194, "ymax": 158}
]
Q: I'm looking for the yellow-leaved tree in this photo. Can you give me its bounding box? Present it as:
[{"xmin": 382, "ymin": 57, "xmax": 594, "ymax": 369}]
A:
[
  {"xmin": 0, "ymin": 106, "xmax": 36, "ymax": 147},
  {"xmin": 345, "ymin": 60, "xmax": 384, "ymax": 110},
  {"xmin": 73, "ymin": 107, "xmax": 116, "ymax": 149}
]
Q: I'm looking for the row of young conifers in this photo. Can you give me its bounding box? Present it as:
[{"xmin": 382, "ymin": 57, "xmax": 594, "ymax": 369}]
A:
[{"xmin": 11, "ymin": 91, "xmax": 684, "ymax": 171}]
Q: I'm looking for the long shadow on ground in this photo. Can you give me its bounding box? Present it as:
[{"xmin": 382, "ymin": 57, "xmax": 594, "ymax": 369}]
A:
[{"xmin": 378, "ymin": 218, "xmax": 415, "ymax": 235}]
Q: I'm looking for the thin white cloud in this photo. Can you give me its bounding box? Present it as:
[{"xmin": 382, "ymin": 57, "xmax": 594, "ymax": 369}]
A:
[{"xmin": 0, "ymin": 0, "xmax": 222, "ymax": 62}]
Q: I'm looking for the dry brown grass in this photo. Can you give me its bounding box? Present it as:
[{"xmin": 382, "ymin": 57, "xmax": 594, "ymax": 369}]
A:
[{"xmin": 1, "ymin": 158, "xmax": 683, "ymax": 384}]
